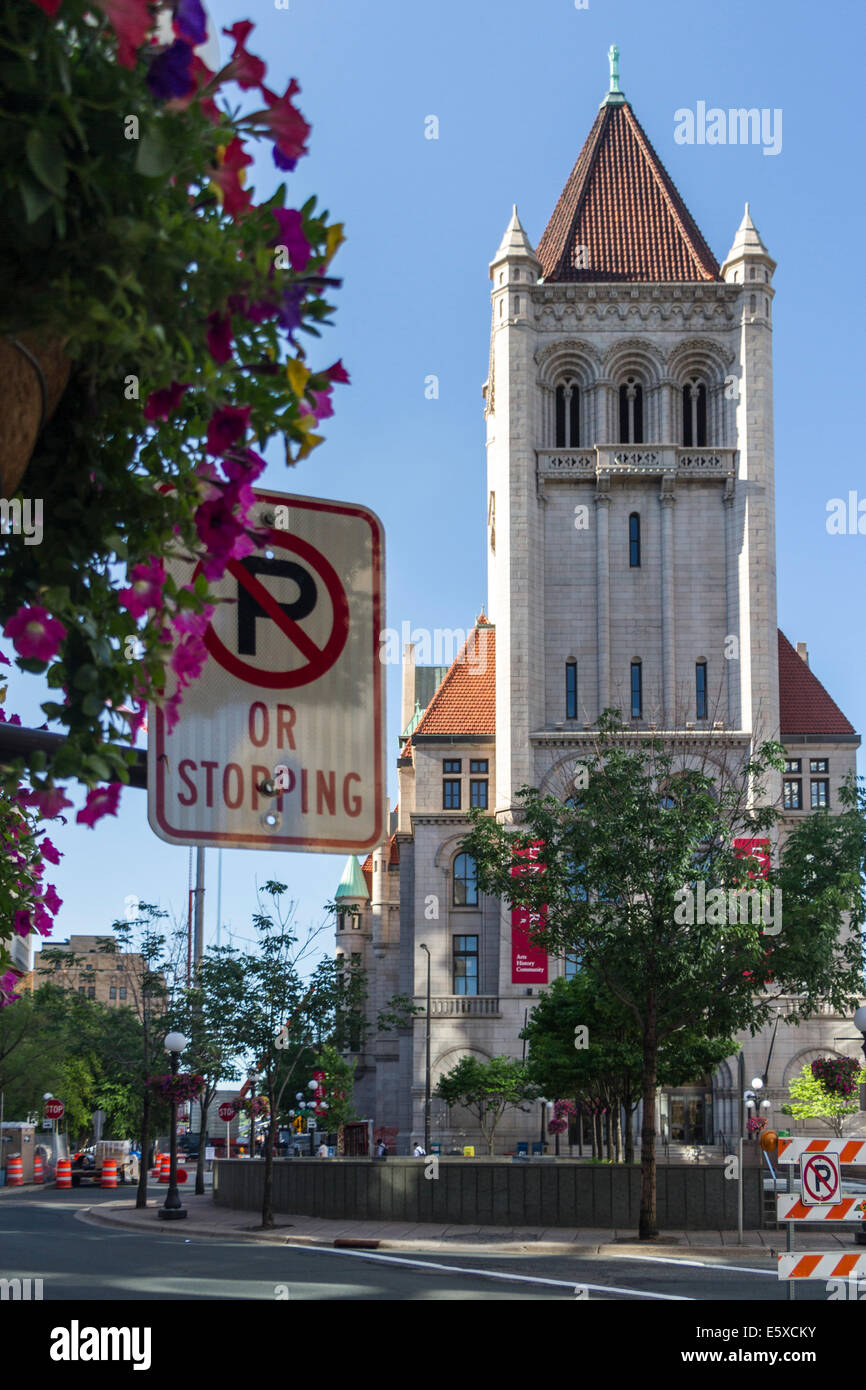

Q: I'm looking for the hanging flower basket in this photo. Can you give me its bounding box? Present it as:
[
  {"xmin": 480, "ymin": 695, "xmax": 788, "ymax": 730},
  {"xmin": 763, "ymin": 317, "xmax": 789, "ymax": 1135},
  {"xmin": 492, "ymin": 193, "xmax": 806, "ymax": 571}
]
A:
[
  {"xmin": 149, "ymin": 1072, "xmax": 205, "ymax": 1105},
  {"xmin": 0, "ymin": 333, "xmax": 70, "ymax": 500}
]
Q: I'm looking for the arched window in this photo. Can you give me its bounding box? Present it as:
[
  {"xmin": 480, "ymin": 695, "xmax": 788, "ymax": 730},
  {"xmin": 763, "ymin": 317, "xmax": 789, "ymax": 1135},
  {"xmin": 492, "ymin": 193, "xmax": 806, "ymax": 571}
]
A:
[
  {"xmin": 618, "ymin": 377, "xmax": 643, "ymax": 443},
  {"xmin": 682, "ymin": 379, "xmax": 707, "ymax": 447},
  {"xmin": 629, "ymin": 512, "xmax": 641, "ymax": 567},
  {"xmin": 555, "ymin": 379, "xmax": 580, "ymax": 447},
  {"xmin": 453, "ymin": 852, "xmax": 478, "ymax": 906}
]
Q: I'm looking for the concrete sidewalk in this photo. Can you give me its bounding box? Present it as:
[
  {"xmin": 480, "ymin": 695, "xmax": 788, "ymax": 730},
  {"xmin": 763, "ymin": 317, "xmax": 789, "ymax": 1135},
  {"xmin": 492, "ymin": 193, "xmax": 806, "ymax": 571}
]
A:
[{"xmin": 73, "ymin": 1191, "xmax": 799, "ymax": 1260}]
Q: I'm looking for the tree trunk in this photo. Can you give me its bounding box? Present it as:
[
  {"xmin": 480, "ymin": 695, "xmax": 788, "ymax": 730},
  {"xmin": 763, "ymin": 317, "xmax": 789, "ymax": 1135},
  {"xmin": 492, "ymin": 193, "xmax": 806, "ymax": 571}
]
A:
[
  {"xmin": 624, "ymin": 1099, "xmax": 635, "ymax": 1165},
  {"xmin": 260, "ymin": 1088, "xmax": 277, "ymax": 1229},
  {"xmin": 136, "ymin": 1089, "xmax": 151, "ymax": 1210},
  {"xmin": 613, "ymin": 1097, "xmax": 623, "ymax": 1164},
  {"xmin": 592, "ymin": 1110, "xmax": 601, "ymax": 1160},
  {"xmin": 604, "ymin": 1107, "xmax": 613, "ymax": 1161},
  {"xmin": 195, "ymin": 1091, "xmax": 210, "ymax": 1197},
  {"xmin": 639, "ymin": 1014, "xmax": 659, "ymax": 1239}
]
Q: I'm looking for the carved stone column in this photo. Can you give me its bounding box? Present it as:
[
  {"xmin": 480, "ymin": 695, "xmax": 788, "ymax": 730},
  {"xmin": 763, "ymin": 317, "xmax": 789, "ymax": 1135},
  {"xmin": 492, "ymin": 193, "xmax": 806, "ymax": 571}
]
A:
[
  {"xmin": 659, "ymin": 474, "xmax": 677, "ymax": 725},
  {"xmin": 595, "ymin": 473, "xmax": 612, "ymax": 715},
  {"xmin": 723, "ymin": 474, "xmax": 739, "ymax": 728}
]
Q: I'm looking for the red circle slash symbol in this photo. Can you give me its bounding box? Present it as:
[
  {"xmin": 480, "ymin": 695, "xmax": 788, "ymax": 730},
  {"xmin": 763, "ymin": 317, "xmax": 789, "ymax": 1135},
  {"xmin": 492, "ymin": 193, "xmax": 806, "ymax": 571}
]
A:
[{"xmin": 200, "ymin": 530, "xmax": 349, "ymax": 689}]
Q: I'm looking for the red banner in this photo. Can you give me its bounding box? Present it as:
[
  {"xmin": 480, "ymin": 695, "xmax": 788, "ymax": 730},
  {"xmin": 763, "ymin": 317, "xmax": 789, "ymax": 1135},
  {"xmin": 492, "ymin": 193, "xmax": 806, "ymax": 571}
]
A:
[
  {"xmin": 511, "ymin": 840, "xmax": 548, "ymax": 984},
  {"xmin": 733, "ymin": 837, "xmax": 770, "ymax": 877}
]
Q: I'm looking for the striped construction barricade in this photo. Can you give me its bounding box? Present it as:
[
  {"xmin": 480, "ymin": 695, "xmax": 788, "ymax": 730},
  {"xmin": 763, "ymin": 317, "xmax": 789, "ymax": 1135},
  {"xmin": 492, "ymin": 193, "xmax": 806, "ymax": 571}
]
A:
[
  {"xmin": 55, "ymin": 1158, "xmax": 72, "ymax": 1189},
  {"xmin": 101, "ymin": 1159, "xmax": 118, "ymax": 1189},
  {"xmin": 6, "ymin": 1155, "xmax": 23, "ymax": 1186}
]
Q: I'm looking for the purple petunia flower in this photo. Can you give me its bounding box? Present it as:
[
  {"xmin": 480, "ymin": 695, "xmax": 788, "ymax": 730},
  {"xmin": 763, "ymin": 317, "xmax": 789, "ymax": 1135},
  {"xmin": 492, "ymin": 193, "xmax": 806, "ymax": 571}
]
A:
[
  {"xmin": 272, "ymin": 146, "xmax": 298, "ymax": 173},
  {"xmin": 174, "ymin": 0, "xmax": 207, "ymax": 46},
  {"xmin": 147, "ymin": 39, "xmax": 195, "ymax": 101}
]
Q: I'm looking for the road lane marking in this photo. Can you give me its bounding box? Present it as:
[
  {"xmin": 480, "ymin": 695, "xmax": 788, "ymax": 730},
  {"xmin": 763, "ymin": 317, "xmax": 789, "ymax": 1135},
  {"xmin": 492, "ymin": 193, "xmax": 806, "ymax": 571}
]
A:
[{"xmin": 608, "ymin": 1252, "xmax": 777, "ymax": 1277}]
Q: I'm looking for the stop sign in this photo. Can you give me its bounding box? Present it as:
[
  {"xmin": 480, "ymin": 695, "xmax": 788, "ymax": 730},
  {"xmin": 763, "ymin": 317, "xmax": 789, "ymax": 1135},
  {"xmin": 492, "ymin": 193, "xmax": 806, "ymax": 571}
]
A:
[
  {"xmin": 218, "ymin": 1102, "xmax": 236, "ymax": 1122},
  {"xmin": 44, "ymin": 1099, "xmax": 64, "ymax": 1120}
]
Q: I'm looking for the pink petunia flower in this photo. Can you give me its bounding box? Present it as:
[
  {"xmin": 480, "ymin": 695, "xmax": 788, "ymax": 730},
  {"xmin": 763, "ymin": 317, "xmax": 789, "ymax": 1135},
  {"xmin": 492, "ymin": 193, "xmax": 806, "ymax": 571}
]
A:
[
  {"xmin": 206, "ymin": 403, "xmax": 251, "ymax": 456},
  {"xmin": 206, "ymin": 311, "xmax": 233, "ymax": 364},
  {"xmin": 29, "ymin": 0, "xmax": 63, "ymax": 12},
  {"xmin": 33, "ymin": 904, "xmax": 53, "ymax": 936},
  {"xmin": 222, "ymin": 20, "xmax": 266, "ymax": 89},
  {"xmin": 93, "ymin": 0, "xmax": 152, "ymax": 69},
  {"xmin": 42, "ymin": 883, "xmax": 63, "ymax": 916},
  {"xmin": 13, "ymin": 909, "xmax": 31, "ymax": 938},
  {"xmin": 172, "ymin": 602, "xmax": 214, "ymax": 639},
  {"xmin": 39, "ymin": 836, "xmax": 62, "ymax": 865},
  {"xmin": 170, "ymin": 635, "xmax": 208, "ymax": 687},
  {"xmin": 0, "ymin": 648, "xmax": 10, "ymax": 666},
  {"xmin": 325, "ymin": 359, "xmax": 351, "ymax": 385},
  {"xmin": 22, "ymin": 785, "xmax": 73, "ymax": 819},
  {"xmin": 300, "ymin": 388, "xmax": 334, "ymax": 424},
  {"xmin": 118, "ymin": 557, "xmax": 166, "ymax": 621},
  {"xmin": 0, "ymin": 971, "xmax": 21, "ymax": 1006},
  {"xmin": 76, "ymin": 783, "xmax": 122, "ymax": 828},
  {"xmin": 270, "ymin": 207, "xmax": 311, "ymax": 272},
  {"xmin": 143, "ymin": 381, "xmax": 190, "ymax": 422},
  {"xmin": 4, "ymin": 604, "xmax": 67, "ymax": 662},
  {"xmin": 259, "ymin": 81, "xmax": 311, "ymax": 165},
  {"xmin": 222, "ymin": 447, "xmax": 267, "ymax": 483},
  {"xmin": 211, "ymin": 137, "xmax": 253, "ymax": 221}
]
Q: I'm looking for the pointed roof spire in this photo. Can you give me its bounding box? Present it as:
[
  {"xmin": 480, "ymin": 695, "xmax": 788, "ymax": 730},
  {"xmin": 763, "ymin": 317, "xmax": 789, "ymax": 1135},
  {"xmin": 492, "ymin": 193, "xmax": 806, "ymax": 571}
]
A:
[
  {"xmin": 335, "ymin": 855, "xmax": 370, "ymax": 904},
  {"xmin": 537, "ymin": 78, "xmax": 719, "ymax": 283},
  {"xmin": 720, "ymin": 201, "xmax": 775, "ymax": 276},
  {"xmin": 491, "ymin": 204, "xmax": 539, "ymax": 268},
  {"xmin": 601, "ymin": 43, "xmax": 625, "ymax": 105}
]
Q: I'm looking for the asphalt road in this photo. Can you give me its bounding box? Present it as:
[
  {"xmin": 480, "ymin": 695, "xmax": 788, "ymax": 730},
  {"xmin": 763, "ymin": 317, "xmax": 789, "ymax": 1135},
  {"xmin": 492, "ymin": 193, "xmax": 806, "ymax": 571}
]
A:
[{"xmin": 0, "ymin": 1189, "xmax": 833, "ymax": 1301}]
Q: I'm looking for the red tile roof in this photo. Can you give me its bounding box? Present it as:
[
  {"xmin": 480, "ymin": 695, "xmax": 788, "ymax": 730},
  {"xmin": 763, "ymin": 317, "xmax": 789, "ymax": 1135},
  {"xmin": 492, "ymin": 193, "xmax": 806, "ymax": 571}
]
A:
[
  {"xmin": 778, "ymin": 630, "xmax": 855, "ymax": 737},
  {"xmin": 536, "ymin": 100, "xmax": 720, "ymax": 283},
  {"xmin": 401, "ymin": 624, "xmax": 495, "ymax": 756}
]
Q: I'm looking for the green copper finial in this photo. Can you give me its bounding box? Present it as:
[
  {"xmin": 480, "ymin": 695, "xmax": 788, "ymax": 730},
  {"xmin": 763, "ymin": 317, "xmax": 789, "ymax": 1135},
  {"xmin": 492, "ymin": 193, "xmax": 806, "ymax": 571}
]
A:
[{"xmin": 608, "ymin": 44, "xmax": 620, "ymax": 93}]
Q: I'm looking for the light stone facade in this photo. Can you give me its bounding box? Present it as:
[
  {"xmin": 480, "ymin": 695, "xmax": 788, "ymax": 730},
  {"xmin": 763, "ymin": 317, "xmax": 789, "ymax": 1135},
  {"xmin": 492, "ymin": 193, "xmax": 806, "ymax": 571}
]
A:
[{"xmin": 336, "ymin": 97, "xmax": 863, "ymax": 1155}]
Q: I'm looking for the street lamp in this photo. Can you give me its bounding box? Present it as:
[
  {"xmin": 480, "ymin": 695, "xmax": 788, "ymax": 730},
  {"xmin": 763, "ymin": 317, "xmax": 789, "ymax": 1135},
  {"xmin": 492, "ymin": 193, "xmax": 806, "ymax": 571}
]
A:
[
  {"xmin": 247, "ymin": 1068, "xmax": 262, "ymax": 1156},
  {"xmin": 419, "ymin": 944, "xmax": 431, "ymax": 1154},
  {"xmin": 158, "ymin": 1031, "xmax": 189, "ymax": 1222}
]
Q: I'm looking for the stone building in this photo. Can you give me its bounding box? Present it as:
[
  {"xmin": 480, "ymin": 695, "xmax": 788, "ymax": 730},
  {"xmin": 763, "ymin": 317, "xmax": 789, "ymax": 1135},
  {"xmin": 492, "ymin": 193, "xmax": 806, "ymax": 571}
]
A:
[
  {"xmin": 28, "ymin": 934, "xmax": 148, "ymax": 1009},
  {"xmin": 334, "ymin": 55, "xmax": 862, "ymax": 1153}
]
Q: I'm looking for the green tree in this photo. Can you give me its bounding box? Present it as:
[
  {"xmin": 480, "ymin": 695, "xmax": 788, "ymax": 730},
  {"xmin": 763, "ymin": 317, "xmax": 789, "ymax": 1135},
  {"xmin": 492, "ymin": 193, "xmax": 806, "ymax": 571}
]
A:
[
  {"xmin": 314, "ymin": 1044, "xmax": 357, "ymax": 1131},
  {"xmin": 435, "ymin": 1056, "xmax": 539, "ymax": 1155},
  {"xmin": 781, "ymin": 1062, "xmax": 866, "ymax": 1138},
  {"xmin": 461, "ymin": 716, "xmax": 866, "ymax": 1238},
  {"xmin": 179, "ymin": 947, "xmax": 244, "ymax": 1195},
  {"xmin": 522, "ymin": 973, "xmax": 735, "ymax": 1162}
]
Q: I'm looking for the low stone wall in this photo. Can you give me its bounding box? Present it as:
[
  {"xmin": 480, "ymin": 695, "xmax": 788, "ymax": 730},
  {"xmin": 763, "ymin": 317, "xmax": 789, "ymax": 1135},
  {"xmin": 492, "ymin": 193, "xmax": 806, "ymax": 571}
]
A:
[{"xmin": 213, "ymin": 1158, "xmax": 763, "ymax": 1230}]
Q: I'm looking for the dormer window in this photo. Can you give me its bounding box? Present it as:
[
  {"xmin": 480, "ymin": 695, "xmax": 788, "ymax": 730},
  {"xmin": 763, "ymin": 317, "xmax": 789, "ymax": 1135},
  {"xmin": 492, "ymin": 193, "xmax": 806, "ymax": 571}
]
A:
[{"xmin": 619, "ymin": 377, "xmax": 643, "ymax": 444}]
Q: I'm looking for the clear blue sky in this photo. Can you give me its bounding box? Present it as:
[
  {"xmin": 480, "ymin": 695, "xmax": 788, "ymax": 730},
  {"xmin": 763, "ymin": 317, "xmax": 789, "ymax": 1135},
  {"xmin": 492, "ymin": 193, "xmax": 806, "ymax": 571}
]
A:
[{"xmin": 7, "ymin": 0, "xmax": 864, "ymax": 967}]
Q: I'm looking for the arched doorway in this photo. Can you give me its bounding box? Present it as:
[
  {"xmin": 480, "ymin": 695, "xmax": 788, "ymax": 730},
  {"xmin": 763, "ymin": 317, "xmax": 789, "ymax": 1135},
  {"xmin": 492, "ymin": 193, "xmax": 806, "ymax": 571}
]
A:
[{"xmin": 659, "ymin": 1078, "xmax": 713, "ymax": 1145}]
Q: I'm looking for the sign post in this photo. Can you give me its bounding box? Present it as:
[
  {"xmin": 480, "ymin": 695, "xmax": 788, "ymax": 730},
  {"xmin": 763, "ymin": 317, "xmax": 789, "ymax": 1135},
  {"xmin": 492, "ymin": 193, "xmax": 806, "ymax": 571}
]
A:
[
  {"xmin": 218, "ymin": 1101, "xmax": 236, "ymax": 1158},
  {"xmin": 148, "ymin": 490, "xmax": 386, "ymax": 855}
]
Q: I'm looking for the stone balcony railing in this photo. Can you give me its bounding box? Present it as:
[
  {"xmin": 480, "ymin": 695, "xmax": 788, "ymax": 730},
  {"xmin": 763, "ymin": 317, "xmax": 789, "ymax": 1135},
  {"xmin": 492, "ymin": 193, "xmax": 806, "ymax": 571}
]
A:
[
  {"xmin": 536, "ymin": 445, "xmax": 736, "ymax": 480},
  {"xmin": 423, "ymin": 995, "xmax": 502, "ymax": 1018}
]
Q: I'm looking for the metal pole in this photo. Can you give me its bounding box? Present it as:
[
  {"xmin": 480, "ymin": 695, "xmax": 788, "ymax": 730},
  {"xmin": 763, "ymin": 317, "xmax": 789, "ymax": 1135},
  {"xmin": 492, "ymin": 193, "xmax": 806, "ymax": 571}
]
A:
[
  {"xmin": 787, "ymin": 1158, "xmax": 795, "ymax": 1301},
  {"xmin": 420, "ymin": 945, "xmax": 431, "ymax": 1154},
  {"xmin": 193, "ymin": 846, "xmax": 205, "ymax": 967},
  {"xmin": 159, "ymin": 1049, "xmax": 186, "ymax": 1220},
  {"xmin": 215, "ymin": 848, "xmax": 222, "ymax": 950},
  {"xmin": 737, "ymin": 1137, "xmax": 743, "ymax": 1244}
]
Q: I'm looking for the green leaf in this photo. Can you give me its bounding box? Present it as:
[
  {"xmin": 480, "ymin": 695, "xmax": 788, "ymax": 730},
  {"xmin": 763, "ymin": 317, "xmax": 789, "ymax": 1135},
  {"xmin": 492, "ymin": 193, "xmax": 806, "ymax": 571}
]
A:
[
  {"xmin": 19, "ymin": 176, "xmax": 54, "ymax": 224},
  {"xmin": 25, "ymin": 129, "xmax": 68, "ymax": 197},
  {"xmin": 81, "ymin": 693, "xmax": 104, "ymax": 718},
  {"xmin": 135, "ymin": 128, "xmax": 175, "ymax": 178},
  {"xmin": 86, "ymin": 755, "xmax": 113, "ymax": 781}
]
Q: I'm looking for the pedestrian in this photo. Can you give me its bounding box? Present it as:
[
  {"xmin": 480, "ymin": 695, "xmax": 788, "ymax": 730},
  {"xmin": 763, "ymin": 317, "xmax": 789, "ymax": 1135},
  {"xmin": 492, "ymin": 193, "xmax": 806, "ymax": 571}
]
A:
[
  {"xmin": 375, "ymin": 1138, "xmax": 387, "ymax": 1159},
  {"xmin": 317, "ymin": 1142, "xmax": 329, "ymax": 1158},
  {"xmin": 413, "ymin": 1142, "xmax": 426, "ymax": 1157}
]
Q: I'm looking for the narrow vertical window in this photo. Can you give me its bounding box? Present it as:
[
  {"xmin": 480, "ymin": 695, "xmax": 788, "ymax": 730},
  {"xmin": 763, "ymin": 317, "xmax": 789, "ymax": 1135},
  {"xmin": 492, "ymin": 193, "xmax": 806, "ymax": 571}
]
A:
[
  {"xmin": 619, "ymin": 378, "xmax": 643, "ymax": 443},
  {"xmin": 630, "ymin": 662, "xmax": 642, "ymax": 718},
  {"xmin": 696, "ymin": 661, "xmax": 708, "ymax": 719},
  {"xmin": 555, "ymin": 385, "xmax": 566, "ymax": 447},
  {"xmin": 453, "ymin": 936, "xmax": 479, "ymax": 995},
  {"xmin": 555, "ymin": 381, "xmax": 580, "ymax": 447},
  {"xmin": 569, "ymin": 384, "xmax": 580, "ymax": 447},
  {"xmin": 566, "ymin": 661, "xmax": 577, "ymax": 719},
  {"xmin": 629, "ymin": 513, "xmax": 641, "ymax": 567},
  {"xmin": 682, "ymin": 380, "xmax": 707, "ymax": 446}
]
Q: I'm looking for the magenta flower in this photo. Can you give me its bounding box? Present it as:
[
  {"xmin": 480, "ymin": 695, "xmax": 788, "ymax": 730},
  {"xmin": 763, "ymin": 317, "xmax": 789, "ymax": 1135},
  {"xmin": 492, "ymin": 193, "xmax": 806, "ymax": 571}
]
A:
[
  {"xmin": 206, "ymin": 404, "xmax": 251, "ymax": 456},
  {"xmin": 29, "ymin": 0, "xmax": 63, "ymax": 12},
  {"xmin": 259, "ymin": 80, "xmax": 311, "ymax": 166},
  {"xmin": 222, "ymin": 447, "xmax": 267, "ymax": 483},
  {"xmin": 222, "ymin": 20, "xmax": 266, "ymax": 89},
  {"xmin": 206, "ymin": 311, "xmax": 233, "ymax": 364},
  {"xmin": 144, "ymin": 381, "xmax": 190, "ymax": 422},
  {"xmin": 76, "ymin": 783, "xmax": 122, "ymax": 828},
  {"xmin": 118, "ymin": 557, "xmax": 166, "ymax": 621},
  {"xmin": 93, "ymin": 0, "xmax": 152, "ymax": 69},
  {"xmin": 163, "ymin": 688, "xmax": 184, "ymax": 734},
  {"xmin": 33, "ymin": 904, "xmax": 53, "ymax": 936},
  {"xmin": 13, "ymin": 909, "xmax": 31, "ymax": 938},
  {"xmin": 326, "ymin": 359, "xmax": 351, "ymax": 385},
  {"xmin": 4, "ymin": 604, "xmax": 67, "ymax": 663},
  {"xmin": 271, "ymin": 207, "xmax": 311, "ymax": 272},
  {"xmin": 0, "ymin": 647, "xmax": 10, "ymax": 666},
  {"xmin": 211, "ymin": 137, "xmax": 253, "ymax": 221},
  {"xmin": 0, "ymin": 971, "xmax": 21, "ymax": 1006},
  {"xmin": 40, "ymin": 836, "xmax": 62, "ymax": 865},
  {"xmin": 42, "ymin": 883, "xmax": 63, "ymax": 915},
  {"xmin": 172, "ymin": 603, "xmax": 214, "ymax": 639},
  {"xmin": 171, "ymin": 635, "xmax": 208, "ymax": 687},
  {"xmin": 23, "ymin": 785, "xmax": 73, "ymax": 819},
  {"xmin": 300, "ymin": 388, "xmax": 334, "ymax": 424}
]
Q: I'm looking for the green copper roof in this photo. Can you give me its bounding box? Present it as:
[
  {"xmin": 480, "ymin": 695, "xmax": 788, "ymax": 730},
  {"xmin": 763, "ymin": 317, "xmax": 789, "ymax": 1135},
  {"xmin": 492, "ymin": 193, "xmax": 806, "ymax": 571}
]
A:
[
  {"xmin": 400, "ymin": 699, "xmax": 425, "ymax": 740},
  {"xmin": 335, "ymin": 855, "xmax": 369, "ymax": 902}
]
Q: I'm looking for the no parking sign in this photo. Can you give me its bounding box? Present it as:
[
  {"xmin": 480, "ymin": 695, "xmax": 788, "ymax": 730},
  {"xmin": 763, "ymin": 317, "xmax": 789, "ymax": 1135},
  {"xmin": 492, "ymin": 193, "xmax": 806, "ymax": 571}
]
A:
[{"xmin": 148, "ymin": 490, "xmax": 386, "ymax": 853}]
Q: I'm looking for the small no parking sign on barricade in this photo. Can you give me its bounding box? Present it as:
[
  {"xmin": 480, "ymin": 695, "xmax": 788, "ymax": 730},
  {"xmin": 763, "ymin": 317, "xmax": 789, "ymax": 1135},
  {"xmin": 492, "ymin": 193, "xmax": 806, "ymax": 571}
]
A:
[{"xmin": 775, "ymin": 1138, "xmax": 866, "ymax": 1289}]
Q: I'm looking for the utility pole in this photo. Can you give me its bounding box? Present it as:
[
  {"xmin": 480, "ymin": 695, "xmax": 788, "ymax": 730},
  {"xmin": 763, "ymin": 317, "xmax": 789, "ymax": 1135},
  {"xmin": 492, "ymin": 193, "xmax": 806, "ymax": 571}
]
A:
[{"xmin": 192, "ymin": 846, "xmax": 205, "ymax": 968}]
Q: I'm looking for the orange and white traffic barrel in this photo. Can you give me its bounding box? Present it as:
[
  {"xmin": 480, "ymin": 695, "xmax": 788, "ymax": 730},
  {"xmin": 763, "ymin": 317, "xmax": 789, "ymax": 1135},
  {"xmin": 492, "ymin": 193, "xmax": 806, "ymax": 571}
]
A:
[
  {"xmin": 158, "ymin": 1153, "xmax": 171, "ymax": 1183},
  {"xmin": 55, "ymin": 1158, "xmax": 72, "ymax": 1189},
  {"xmin": 6, "ymin": 1154, "xmax": 23, "ymax": 1186},
  {"xmin": 33, "ymin": 1152, "xmax": 44, "ymax": 1184},
  {"xmin": 101, "ymin": 1159, "xmax": 118, "ymax": 1189}
]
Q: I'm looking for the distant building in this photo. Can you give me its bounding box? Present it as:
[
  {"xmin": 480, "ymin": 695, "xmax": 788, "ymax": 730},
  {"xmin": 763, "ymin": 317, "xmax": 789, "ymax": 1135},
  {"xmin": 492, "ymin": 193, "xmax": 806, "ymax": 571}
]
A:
[{"xmin": 28, "ymin": 934, "xmax": 148, "ymax": 1008}]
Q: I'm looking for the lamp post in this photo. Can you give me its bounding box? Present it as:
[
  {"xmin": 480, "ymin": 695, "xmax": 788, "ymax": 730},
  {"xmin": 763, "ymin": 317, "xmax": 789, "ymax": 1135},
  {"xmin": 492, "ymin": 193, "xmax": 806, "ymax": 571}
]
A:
[
  {"xmin": 419, "ymin": 944, "xmax": 431, "ymax": 1155},
  {"xmin": 158, "ymin": 1031, "xmax": 189, "ymax": 1221},
  {"xmin": 247, "ymin": 1068, "xmax": 262, "ymax": 1156}
]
